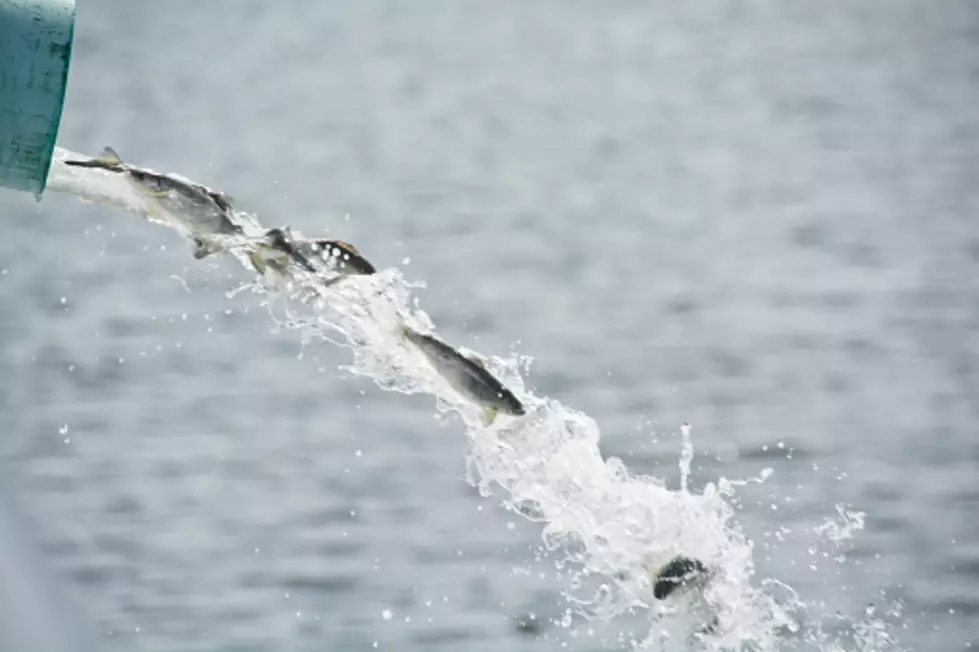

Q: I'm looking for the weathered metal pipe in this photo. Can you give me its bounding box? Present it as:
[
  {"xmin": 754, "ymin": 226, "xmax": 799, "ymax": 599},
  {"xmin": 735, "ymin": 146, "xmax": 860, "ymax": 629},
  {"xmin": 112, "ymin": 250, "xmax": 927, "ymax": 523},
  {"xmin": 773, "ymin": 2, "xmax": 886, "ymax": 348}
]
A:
[{"xmin": 0, "ymin": 0, "xmax": 75, "ymax": 197}]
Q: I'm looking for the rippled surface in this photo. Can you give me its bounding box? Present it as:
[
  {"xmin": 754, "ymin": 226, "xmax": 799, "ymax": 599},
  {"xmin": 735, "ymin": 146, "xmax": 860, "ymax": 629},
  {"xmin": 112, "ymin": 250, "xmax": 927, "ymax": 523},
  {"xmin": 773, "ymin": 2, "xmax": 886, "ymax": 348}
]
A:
[{"xmin": 1, "ymin": 1, "xmax": 978, "ymax": 650}]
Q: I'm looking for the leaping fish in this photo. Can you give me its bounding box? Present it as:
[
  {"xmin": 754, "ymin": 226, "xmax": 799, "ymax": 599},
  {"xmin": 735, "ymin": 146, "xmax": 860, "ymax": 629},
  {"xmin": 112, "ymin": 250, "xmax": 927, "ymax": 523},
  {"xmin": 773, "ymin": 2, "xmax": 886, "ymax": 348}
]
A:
[
  {"xmin": 397, "ymin": 314, "xmax": 525, "ymax": 426},
  {"xmin": 246, "ymin": 227, "xmax": 376, "ymax": 289},
  {"xmin": 64, "ymin": 146, "xmax": 245, "ymax": 258}
]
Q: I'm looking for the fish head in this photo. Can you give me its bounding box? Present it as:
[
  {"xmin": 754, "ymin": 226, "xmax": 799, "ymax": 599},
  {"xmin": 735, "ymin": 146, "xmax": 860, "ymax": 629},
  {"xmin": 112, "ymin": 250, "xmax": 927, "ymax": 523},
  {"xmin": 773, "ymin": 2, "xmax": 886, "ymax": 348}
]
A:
[
  {"xmin": 504, "ymin": 397, "xmax": 527, "ymax": 416},
  {"xmin": 491, "ymin": 381, "xmax": 526, "ymax": 417}
]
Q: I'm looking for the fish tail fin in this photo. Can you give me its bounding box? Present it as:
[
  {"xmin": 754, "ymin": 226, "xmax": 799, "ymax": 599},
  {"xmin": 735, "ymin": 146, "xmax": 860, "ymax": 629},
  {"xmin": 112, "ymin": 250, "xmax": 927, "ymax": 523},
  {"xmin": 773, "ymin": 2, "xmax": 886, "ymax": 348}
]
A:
[{"xmin": 64, "ymin": 146, "xmax": 124, "ymax": 170}]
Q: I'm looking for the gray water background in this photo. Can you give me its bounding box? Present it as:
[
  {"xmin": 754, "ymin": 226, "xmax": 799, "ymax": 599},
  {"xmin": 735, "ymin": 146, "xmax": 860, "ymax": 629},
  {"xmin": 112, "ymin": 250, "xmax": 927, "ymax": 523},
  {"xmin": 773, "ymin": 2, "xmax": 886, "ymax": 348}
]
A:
[{"xmin": 1, "ymin": 1, "xmax": 977, "ymax": 650}]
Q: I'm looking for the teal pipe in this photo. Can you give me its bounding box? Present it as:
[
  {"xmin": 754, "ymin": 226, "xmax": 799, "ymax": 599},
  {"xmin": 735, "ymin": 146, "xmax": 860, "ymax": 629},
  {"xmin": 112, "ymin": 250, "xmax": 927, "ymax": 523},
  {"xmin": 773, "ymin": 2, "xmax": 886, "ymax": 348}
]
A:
[{"xmin": 0, "ymin": 0, "xmax": 75, "ymax": 198}]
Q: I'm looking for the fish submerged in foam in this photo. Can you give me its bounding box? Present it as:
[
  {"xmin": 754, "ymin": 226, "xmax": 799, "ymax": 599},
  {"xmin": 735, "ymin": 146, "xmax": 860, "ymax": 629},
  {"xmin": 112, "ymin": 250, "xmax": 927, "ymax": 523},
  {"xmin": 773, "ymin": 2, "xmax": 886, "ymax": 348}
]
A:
[
  {"xmin": 643, "ymin": 554, "xmax": 719, "ymax": 636},
  {"xmin": 64, "ymin": 146, "xmax": 245, "ymax": 258},
  {"xmin": 397, "ymin": 315, "xmax": 525, "ymax": 426},
  {"xmin": 644, "ymin": 555, "xmax": 710, "ymax": 600}
]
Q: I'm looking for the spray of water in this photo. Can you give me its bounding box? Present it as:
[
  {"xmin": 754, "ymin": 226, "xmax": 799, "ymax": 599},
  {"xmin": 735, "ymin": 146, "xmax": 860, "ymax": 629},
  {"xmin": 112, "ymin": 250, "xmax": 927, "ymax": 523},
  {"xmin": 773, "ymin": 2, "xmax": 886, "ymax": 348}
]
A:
[{"xmin": 44, "ymin": 147, "xmax": 908, "ymax": 651}]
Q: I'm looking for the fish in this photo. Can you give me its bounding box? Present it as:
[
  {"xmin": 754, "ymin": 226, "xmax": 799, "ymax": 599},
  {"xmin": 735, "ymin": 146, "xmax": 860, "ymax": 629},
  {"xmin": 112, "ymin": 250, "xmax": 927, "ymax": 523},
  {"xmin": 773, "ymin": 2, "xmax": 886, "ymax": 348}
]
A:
[
  {"xmin": 300, "ymin": 239, "xmax": 377, "ymax": 277},
  {"xmin": 397, "ymin": 314, "xmax": 526, "ymax": 426},
  {"xmin": 246, "ymin": 228, "xmax": 376, "ymax": 290},
  {"xmin": 645, "ymin": 555, "xmax": 710, "ymax": 600},
  {"xmin": 65, "ymin": 146, "xmax": 244, "ymax": 258},
  {"xmin": 646, "ymin": 555, "xmax": 720, "ymax": 636}
]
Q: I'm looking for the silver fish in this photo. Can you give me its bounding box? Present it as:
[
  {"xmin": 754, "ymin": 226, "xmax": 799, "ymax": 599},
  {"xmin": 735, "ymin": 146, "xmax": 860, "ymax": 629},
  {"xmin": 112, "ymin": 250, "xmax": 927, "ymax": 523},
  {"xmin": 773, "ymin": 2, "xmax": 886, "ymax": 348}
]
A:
[
  {"xmin": 398, "ymin": 316, "xmax": 525, "ymax": 425},
  {"xmin": 64, "ymin": 146, "xmax": 244, "ymax": 258}
]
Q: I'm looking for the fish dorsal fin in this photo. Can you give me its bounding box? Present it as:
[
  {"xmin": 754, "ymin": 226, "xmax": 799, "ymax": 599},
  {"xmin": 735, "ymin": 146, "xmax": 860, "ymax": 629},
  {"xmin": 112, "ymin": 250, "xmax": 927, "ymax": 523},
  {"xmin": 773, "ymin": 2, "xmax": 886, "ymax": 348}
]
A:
[
  {"xmin": 97, "ymin": 146, "xmax": 123, "ymax": 165},
  {"xmin": 468, "ymin": 355, "xmax": 486, "ymax": 369}
]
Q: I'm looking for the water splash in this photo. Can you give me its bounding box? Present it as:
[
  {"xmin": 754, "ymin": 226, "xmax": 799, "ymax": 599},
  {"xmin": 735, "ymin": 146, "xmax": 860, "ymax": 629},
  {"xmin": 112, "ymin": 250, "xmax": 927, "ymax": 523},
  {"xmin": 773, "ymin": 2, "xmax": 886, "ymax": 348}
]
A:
[
  {"xmin": 679, "ymin": 422, "xmax": 694, "ymax": 494},
  {"xmin": 814, "ymin": 504, "xmax": 867, "ymax": 547},
  {"xmin": 44, "ymin": 148, "xmax": 909, "ymax": 651}
]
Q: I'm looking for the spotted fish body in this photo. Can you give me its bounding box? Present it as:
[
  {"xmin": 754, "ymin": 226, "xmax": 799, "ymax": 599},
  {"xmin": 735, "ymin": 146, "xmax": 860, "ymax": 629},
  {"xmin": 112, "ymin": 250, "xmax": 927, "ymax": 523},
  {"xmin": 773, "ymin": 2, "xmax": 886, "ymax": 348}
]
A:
[
  {"xmin": 399, "ymin": 321, "xmax": 525, "ymax": 425},
  {"xmin": 64, "ymin": 146, "xmax": 244, "ymax": 256},
  {"xmin": 302, "ymin": 239, "xmax": 376, "ymax": 277},
  {"xmin": 247, "ymin": 229, "xmax": 376, "ymax": 292}
]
